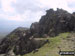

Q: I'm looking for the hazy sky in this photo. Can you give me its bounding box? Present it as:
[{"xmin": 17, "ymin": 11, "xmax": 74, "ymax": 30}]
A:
[{"xmin": 0, "ymin": 0, "xmax": 75, "ymax": 33}]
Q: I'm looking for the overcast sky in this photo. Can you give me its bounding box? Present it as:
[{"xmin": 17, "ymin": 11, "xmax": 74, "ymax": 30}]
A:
[{"xmin": 0, "ymin": 0, "xmax": 75, "ymax": 33}]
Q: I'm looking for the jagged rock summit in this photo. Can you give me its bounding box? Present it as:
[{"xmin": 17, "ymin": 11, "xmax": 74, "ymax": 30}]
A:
[
  {"xmin": 0, "ymin": 8, "xmax": 75, "ymax": 56},
  {"xmin": 31, "ymin": 8, "xmax": 75, "ymax": 37}
]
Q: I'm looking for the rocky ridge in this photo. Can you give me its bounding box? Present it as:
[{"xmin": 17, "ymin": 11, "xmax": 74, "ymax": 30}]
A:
[{"xmin": 0, "ymin": 8, "xmax": 75, "ymax": 56}]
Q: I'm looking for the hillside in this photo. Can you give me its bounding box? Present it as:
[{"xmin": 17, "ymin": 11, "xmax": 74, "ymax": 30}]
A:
[
  {"xmin": 23, "ymin": 32, "xmax": 75, "ymax": 56},
  {"xmin": 0, "ymin": 32, "xmax": 75, "ymax": 56}
]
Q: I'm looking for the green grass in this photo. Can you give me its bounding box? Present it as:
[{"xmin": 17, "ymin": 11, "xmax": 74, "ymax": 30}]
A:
[{"xmin": 23, "ymin": 32, "xmax": 71, "ymax": 56}]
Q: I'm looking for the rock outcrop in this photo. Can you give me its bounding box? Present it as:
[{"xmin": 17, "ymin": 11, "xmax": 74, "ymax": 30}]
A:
[{"xmin": 31, "ymin": 8, "xmax": 75, "ymax": 37}]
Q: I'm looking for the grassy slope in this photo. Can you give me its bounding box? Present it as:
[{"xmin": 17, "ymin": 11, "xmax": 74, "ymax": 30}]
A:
[{"xmin": 23, "ymin": 32, "xmax": 75, "ymax": 56}]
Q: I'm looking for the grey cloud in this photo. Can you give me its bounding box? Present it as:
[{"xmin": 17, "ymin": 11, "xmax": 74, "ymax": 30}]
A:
[{"xmin": 12, "ymin": 0, "xmax": 44, "ymax": 14}]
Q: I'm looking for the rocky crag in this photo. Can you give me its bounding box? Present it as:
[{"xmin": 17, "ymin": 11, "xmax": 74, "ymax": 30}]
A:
[
  {"xmin": 31, "ymin": 8, "xmax": 75, "ymax": 37},
  {"xmin": 0, "ymin": 8, "xmax": 75, "ymax": 56}
]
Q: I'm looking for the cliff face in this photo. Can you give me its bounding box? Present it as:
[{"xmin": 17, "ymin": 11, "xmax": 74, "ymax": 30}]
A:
[{"xmin": 0, "ymin": 8, "xmax": 75, "ymax": 56}]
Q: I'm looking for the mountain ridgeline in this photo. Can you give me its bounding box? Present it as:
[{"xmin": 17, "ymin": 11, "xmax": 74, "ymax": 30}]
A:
[{"xmin": 0, "ymin": 8, "xmax": 75, "ymax": 56}]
